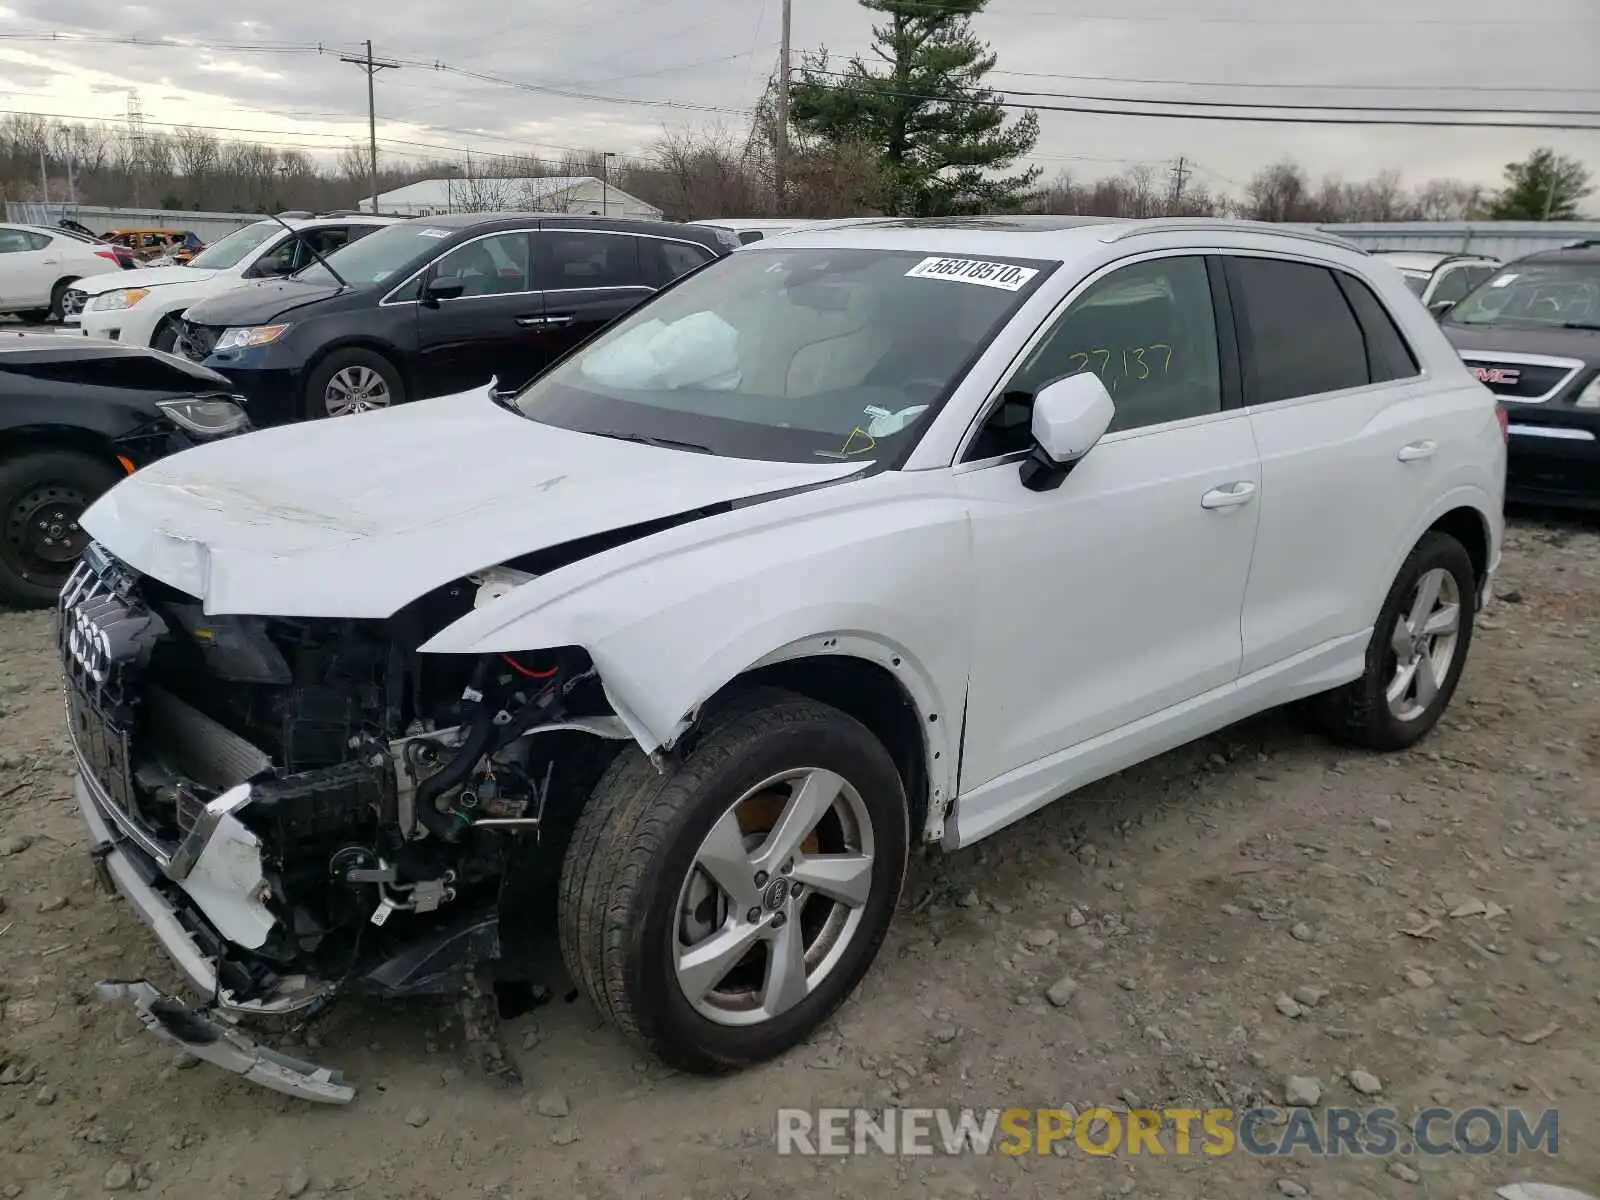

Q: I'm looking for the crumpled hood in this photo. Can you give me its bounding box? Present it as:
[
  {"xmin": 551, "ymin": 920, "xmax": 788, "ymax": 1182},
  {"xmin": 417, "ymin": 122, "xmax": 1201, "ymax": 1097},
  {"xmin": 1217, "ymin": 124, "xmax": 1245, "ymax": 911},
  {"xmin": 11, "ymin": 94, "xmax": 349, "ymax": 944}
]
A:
[
  {"xmin": 75, "ymin": 265, "xmax": 221, "ymax": 296},
  {"xmin": 80, "ymin": 387, "xmax": 864, "ymax": 618}
]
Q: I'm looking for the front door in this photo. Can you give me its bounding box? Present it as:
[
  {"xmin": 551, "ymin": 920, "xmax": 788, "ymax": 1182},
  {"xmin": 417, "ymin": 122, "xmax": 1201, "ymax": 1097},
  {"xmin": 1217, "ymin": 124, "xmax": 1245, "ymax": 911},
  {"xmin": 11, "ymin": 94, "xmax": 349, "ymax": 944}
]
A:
[
  {"xmin": 956, "ymin": 254, "xmax": 1261, "ymax": 798},
  {"xmin": 412, "ymin": 230, "xmax": 544, "ymax": 399},
  {"xmin": 530, "ymin": 229, "xmax": 656, "ymax": 367}
]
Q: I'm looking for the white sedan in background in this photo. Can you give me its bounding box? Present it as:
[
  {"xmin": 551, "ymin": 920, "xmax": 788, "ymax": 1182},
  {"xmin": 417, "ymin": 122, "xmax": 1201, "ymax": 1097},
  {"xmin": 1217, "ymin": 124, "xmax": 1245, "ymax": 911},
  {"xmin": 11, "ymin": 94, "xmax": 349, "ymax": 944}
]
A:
[{"xmin": 0, "ymin": 223, "xmax": 125, "ymax": 322}]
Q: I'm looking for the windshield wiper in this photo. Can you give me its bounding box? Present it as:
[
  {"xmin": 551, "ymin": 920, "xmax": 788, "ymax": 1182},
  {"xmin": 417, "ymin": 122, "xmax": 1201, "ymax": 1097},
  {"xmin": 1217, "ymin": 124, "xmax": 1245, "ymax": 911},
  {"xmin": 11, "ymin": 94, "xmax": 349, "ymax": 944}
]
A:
[{"xmin": 593, "ymin": 430, "xmax": 713, "ymax": 454}]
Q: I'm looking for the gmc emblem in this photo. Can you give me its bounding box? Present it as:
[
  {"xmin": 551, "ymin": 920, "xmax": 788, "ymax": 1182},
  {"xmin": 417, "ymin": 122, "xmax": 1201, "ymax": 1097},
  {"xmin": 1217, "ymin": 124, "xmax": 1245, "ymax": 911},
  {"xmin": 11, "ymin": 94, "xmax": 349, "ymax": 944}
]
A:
[{"xmin": 1472, "ymin": 365, "xmax": 1521, "ymax": 386}]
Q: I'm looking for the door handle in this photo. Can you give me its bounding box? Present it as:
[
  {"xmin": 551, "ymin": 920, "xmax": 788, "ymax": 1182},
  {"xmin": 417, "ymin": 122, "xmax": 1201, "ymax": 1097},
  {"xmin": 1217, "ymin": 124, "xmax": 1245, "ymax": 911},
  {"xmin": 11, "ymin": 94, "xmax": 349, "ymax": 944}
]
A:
[
  {"xmin": 540, "ymin": 314, "xmax": 575, "ymax": 329},
  {"xmin": 1200, "ymin": 481, "xmax": 1258, "ymax": 510},
  {"xmin": 1397, "ymin": 440, "xmax": 1437, "ymax": 462},
  {"xmin": 514, "ymin": 316, "xmax": 546, "ymax": 327}
]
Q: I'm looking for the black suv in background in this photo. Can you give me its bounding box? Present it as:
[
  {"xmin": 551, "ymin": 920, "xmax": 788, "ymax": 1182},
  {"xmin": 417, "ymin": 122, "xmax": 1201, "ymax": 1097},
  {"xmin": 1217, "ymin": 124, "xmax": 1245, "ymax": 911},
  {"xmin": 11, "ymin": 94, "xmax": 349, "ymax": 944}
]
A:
[
  {"xmin": 1437, "ymin": 240, "xmax": 1600, "ymax": 510},
  {"xmin": 177, "ymin": 214, "xmax": 737, "ymax": 424},
  {"xmin": 0, "ymin": 333, "xmax": 250, "ymax": 606}
]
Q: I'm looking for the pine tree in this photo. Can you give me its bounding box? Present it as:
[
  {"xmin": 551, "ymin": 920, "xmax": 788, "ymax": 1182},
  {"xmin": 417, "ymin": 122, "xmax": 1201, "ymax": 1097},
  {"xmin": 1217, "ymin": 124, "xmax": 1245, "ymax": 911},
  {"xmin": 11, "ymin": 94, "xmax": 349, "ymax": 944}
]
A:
[
  {"xmin": 1487, "ymin": 148, "xmax": 1593, "ymax": 221},
  {"xmin": 789, "ymin": 0, "xmax": 1041, "ymax": 217}
]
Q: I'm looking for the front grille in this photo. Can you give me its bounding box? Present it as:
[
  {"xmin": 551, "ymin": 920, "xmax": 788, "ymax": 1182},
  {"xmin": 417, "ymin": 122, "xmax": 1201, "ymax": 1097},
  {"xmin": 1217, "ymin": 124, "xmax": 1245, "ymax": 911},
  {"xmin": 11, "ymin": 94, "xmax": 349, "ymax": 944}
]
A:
[
  {"xmin": 57, "ymin": 551, "xmax": 161, "ymax": 836},
  {"xmin": 175, "ymin": 320, "xmax": 219, "ymax": 362},
  {"xmin": 1461, "ymin": 357, "xmax": 1580, "ymax": 402}
]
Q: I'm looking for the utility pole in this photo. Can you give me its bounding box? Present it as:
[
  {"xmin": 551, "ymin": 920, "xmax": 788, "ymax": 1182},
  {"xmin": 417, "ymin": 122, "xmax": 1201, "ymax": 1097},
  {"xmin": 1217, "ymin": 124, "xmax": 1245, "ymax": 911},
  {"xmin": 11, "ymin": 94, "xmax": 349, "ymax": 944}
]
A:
[
  {"xmin": 1541, "ymin": 173, "xmax": 1559, "ymax": 221},
  {"xmin": 1168, "ymin": 155, "xmax": 1191, "ymax": 212},
  {"xmin": 602, "ymin": 151, "xmax": 617, "ymax": 215},
  {"xmin": 39, "ymin": 147, "xmax": 48, "ymax": 206},
  {"xmin": 341, "ymin": 40, "xmax": 399, "ymax": 215},
  {"xmin": 775, "ymin": 0, "xmax": 792, "ymax": 211}
]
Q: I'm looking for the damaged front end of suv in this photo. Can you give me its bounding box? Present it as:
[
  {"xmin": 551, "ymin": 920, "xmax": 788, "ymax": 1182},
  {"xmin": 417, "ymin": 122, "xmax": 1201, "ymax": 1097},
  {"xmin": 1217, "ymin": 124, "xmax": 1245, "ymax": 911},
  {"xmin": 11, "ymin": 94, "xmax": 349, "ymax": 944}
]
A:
[{"xmin": 61, "ymin": 543, "xmax": 631, "ymax": 1103}]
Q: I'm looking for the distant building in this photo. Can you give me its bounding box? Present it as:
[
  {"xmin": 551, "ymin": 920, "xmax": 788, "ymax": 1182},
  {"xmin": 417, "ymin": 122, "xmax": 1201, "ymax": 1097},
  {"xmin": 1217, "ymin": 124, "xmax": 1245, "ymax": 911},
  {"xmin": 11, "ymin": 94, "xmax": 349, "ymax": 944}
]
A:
[{"xmin": 356, "ymin": 175, "xmax": 662, "ymax": 220}]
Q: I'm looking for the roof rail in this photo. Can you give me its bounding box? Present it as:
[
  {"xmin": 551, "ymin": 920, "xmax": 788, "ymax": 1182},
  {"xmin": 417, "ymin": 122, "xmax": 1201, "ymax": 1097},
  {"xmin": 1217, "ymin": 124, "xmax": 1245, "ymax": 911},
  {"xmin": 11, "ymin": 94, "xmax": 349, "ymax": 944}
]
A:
[{"xmin": 1098, "ymin": 218, "xmax": 1368, "ymax": 254}]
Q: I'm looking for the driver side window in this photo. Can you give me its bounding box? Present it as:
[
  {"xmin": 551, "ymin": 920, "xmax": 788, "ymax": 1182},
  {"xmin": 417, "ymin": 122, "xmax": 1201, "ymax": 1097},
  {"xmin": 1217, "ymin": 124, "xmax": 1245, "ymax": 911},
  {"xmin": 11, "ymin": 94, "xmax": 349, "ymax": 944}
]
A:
[{"xmin": 965, "ymin": 255, "xmax": 1223, "ymax": 461}]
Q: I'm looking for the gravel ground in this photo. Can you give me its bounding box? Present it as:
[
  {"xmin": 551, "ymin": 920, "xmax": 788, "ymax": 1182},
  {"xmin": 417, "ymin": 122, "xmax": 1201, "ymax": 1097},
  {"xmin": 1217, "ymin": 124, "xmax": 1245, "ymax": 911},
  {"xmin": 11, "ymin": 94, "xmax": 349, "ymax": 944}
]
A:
[{"xmin": 1, "ymin": 516, "xmax": 1596, "ymax": 1200}]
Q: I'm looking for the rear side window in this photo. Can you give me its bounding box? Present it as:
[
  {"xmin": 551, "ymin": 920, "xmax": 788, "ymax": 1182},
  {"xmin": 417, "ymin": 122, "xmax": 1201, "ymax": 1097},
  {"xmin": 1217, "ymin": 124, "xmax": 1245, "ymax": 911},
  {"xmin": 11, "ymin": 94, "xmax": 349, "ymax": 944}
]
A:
[
  {"xmin": 538, "ymin": 231, "xmax": 645, "ymax": 290},
  {"xmin": 1227, "ymin": 257, "xmax": 1368, "ymax": 404},
  {"xmin": 1431, "ymin": 266, "xmax": 1475, "ymax": 305},
  {"xmin": 643, "ymin": 238, "xmax": 714, "ymax": 287},
  {"xmin": 1333, "ymin": 272, "xmax": 1420, "ymax": 382}
]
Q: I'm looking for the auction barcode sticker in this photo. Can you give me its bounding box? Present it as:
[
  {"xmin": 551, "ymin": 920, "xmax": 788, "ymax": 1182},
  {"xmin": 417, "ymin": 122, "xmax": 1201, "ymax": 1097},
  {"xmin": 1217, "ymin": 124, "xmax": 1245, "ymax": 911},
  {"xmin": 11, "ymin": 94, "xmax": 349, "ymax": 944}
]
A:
[{"xmin": 905, "ymin": 257, "xmax": 1040, "ymax": 291}]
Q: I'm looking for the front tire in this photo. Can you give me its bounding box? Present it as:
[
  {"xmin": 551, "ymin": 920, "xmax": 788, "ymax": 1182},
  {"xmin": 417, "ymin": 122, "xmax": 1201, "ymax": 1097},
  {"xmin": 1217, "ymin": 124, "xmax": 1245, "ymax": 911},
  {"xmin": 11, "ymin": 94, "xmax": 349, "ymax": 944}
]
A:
[
  {"xmin": 1309, "ymin": 531, "xmax": 1476, "ymax": 751},
  {"xmin": 0, "ymin": 450, "xmax": 121, "ymax": 608},
  {"xmin": 150, "ymin": 316, "xmax": 180, "ymax": 354},
  {"xmin": 558, "ymin": 688, "xmax": 909, "ymax": 1074},
  {"xmin": 304, "ymin": 348, "xmax": 405, "ymax": 419}
]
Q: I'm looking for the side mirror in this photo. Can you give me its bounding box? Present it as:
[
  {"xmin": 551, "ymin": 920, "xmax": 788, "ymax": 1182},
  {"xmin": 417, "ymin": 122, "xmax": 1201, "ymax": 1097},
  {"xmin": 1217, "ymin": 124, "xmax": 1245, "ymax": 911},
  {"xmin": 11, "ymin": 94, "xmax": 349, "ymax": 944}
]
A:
[
  {"xmin": 1020, "ymin": 373, "xmax": 1116, "ymax": 492},
  {"xmin": 423, "ymin": 277, "xmax": 466, "ymax": 307},
  {"xmin": 1429, "ymin": 299, "xmax": 1455, "ymax": 319}
]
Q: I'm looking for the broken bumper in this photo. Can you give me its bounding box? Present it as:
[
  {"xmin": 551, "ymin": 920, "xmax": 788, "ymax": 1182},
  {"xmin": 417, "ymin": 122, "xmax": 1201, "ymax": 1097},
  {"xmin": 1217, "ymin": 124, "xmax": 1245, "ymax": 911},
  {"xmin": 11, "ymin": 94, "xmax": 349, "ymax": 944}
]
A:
[
  {"xmin": 96, "ymin": 981, "xmax": 354, "ymax": 1104},
  {"xmin": 73, "ymin": 770, "xmax": 356, "ymax": 1103}
]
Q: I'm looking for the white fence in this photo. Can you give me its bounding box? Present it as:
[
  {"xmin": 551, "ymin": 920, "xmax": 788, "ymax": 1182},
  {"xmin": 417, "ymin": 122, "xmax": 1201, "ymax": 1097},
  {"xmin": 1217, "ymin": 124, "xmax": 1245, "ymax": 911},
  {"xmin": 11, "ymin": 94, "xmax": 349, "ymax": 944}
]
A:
[
  {"xmin": 1316, "ymin": 221, "xmax": 1600, "ymax": 260},
  {"xmin": 5, "ymin": 202, "xmax": 265, "ymax": 244}
]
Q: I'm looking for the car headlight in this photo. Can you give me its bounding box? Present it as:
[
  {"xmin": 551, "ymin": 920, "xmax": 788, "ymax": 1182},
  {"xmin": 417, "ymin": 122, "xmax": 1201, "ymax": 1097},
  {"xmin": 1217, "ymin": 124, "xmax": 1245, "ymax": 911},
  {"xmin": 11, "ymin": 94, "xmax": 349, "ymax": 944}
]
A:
[
  {"xmin": 86, "ymin": 288, "xmax": 150, "ymax": 312},
  {"xmin": 157, "ymin": 396, "xmax": 251, "ymax": 437},
  {"xmin": 214, "ymin": 324, "xmax": 292, "ymax": 351},
  {"xmin": 1575, "ymin": 376, "xmax": 1600, "ymax": 409}
]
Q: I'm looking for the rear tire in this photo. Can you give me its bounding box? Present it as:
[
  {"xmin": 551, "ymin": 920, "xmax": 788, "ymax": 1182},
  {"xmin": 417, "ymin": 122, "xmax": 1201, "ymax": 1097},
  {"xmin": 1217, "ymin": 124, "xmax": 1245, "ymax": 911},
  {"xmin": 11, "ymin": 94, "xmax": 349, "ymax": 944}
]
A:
[
  {"xmin": 0, "ymin": 450, "xmax": 121, "ymax": 608},
  {"xmin": 557, "ymin": 687, "xmax": 909, "ymax": 1074},
  {"xmin": 1308, "ymin": 531, "xmax": 1476, "ymax": 751},
  {"xmin": 47, "ymin": 279, "xmax": 78, "ymax": 323}
]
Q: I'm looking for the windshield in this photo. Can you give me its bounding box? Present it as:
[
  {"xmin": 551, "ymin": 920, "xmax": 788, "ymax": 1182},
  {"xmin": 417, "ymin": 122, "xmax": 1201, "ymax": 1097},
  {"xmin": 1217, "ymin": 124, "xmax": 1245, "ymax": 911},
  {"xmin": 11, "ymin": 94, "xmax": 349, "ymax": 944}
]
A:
[
  {"xmin": 293, "ymin": 222, "xmax": 446, "ymax": 287},
  {"xmin": 187, "ymin": 222, "xmax": 281, "ymax": 270},
  {"xmin": 512, "ymin": 246, "xmax": 1053, "ymax": 463},
  {"xmin": 1448, "ymin": 260, "xmax": 1600, "ymax": 329}
]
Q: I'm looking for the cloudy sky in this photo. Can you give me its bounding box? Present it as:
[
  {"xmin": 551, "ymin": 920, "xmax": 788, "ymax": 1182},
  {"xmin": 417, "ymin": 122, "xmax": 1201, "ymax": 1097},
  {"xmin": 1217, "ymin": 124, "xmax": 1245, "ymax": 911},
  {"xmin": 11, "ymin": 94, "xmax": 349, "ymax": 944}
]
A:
[{"xmin": 1, "ymin": 0, "xmax": 1596, "ymax": 200}]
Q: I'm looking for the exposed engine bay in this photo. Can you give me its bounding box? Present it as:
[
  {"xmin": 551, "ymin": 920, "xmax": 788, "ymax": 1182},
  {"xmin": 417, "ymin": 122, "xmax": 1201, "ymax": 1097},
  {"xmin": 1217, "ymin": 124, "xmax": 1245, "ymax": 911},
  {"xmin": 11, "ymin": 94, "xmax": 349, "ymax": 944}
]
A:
[{"xmin": 61, "ymin": 544, "xmax": 631, "ymax": 1049}]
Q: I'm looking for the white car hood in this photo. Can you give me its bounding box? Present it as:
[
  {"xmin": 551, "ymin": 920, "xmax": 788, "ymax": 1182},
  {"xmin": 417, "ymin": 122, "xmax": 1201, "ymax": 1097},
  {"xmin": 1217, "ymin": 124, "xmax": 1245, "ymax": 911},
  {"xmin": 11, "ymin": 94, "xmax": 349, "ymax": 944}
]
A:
[
  {"xmin": 76, "ymin": 265, "xmax": 222, "ymax": 296},
  {"xmin": 81, "ymin": 388, "xmax": 866, "ymax": 618}
]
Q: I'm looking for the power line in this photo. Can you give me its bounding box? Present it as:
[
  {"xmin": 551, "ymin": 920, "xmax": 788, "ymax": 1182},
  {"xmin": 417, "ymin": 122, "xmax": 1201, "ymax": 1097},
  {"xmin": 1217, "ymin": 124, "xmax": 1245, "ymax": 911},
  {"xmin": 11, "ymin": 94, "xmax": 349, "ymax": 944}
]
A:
[
  {"xmin": 983, "ymin": 8, "xmax": 1593, "ymax": 24},
  {"xmin": 794, "ymin": 71, "xmax": 1600, "ymax": 129},
  {"xmin": 987, "ymin": 68, "xmax": 1600, "ymax": 96},
  {"xmin": 797, "ymin": 68, "xmax": 1600, "ymax": 119}
]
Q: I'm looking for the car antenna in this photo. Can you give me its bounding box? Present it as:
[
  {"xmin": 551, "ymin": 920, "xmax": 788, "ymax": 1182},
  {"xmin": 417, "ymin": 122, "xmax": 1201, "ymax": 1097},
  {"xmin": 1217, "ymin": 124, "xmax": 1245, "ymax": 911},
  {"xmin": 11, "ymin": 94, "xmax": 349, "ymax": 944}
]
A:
[{"xmin": 265, "ymin": 210, "xmax": 350, "ymax": 290}]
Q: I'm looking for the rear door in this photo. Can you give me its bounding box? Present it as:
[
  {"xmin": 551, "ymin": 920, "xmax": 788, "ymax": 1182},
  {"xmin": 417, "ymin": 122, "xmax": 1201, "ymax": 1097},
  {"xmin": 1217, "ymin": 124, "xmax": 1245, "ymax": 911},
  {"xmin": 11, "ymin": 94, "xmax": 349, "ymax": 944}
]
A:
[
  {"xmin": 1228, "ymin": 254, "xmax": 1449, "ymax": 675},
  {"xmin": 0, "ymin": 227, "xmax": 58, "ymax": 308},
  {"xmin": 411, "ymin": 229, "xmax": 543, "ymax": 398},
  {"xmin": 530, "ymin": 228, "xmax": 657, "ymax": 364}
]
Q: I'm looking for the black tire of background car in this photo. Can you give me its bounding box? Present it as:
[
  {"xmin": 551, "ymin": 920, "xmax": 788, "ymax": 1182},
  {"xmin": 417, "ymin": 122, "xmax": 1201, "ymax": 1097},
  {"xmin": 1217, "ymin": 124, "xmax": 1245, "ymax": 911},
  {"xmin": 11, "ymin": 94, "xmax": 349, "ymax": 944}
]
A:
[
  {"xmin": 150, "ymin": 316, "xmax": 180, "ymax": 354},
  {"xmin": 14, "ymin": 309, "xmax": 49, "ymax": 324},
  {"xmin": 0, "ymin": 450, "xmax": 121, "ymax": 608},
  {"xmin": 47, "ymin": 278, "xmax": 79, "ymax": 323},
  {"xmin": 557, "ymin": 687, "xmax": 910, "ymax": 1074},
  {"xmin": 1308, "ymin": 530, "xmax": 1477, "ymax": 752},
  {"xmin": 303, "ymin": 347, "xmax": 406, "ymax": 420}
]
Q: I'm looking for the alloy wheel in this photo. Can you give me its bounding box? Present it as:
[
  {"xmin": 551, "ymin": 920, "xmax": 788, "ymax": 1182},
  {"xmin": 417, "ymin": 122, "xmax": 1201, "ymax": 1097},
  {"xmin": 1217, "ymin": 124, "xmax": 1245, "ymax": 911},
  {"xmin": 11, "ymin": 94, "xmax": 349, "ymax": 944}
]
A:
[
  {"xmin": 1386, "ymin": 566, "xmax": 1462, "ymax": 722},
  {"xmin": 673, "ymin": 767, "xmax": 876, "ymax": 1027},
  {"xmin": 324, "ymin": 365, "xmax": 392, "ymax": 416}
]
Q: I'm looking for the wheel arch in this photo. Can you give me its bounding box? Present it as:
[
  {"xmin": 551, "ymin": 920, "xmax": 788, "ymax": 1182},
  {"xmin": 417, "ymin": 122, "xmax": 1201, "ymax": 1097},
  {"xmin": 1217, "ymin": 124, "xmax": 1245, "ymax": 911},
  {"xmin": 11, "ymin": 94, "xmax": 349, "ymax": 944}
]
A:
[
  {"xmin": 0, "ymin": 426, "xmax": 126, "ymax": 475},
  {"xmin": 696, "ymin": 643, "xmax": 947, "ymax": 845},
  {"xmin": 1369, "ymin": 487, "xmax": 1499, "ymax": 620},
  {"xmin": 302, "ymin": 337, "xmax": 414, "ymax": 400}
]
